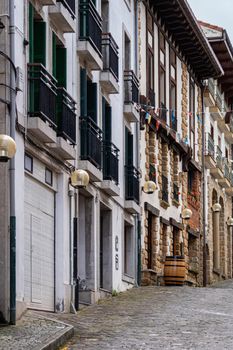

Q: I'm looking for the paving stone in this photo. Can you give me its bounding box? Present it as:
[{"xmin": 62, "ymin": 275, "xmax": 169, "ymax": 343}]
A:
[
  {"xmin": 0, "ymin": 311, "xmax": 72, "ymax": 350},
  {"xmin": 52, "ymin": 281, "xmax": 233, "ymax": 350}
]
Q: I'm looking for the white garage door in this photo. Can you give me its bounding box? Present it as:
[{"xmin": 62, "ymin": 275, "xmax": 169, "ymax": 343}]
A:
[{"xmin": 24, "ymin": 175, "xmax": 55, "ymax": 311}]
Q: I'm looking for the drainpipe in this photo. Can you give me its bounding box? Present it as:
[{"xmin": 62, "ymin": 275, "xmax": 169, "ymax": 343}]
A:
[
  {"xmin": 9, "ymin": 0, "xmax": 16, "ymax": 325},
  {"xmin": 134, "ymin": 0, "xmax": 141, "ymax": 286},
  {"xmin": 201, "ymin": 83, "xmax": 207, "ymax": 287}
]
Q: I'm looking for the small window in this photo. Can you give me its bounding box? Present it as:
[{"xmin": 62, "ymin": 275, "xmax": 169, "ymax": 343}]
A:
[
  {"xmin": 45, "ymin": 168, "xmax": 53, "ymax": 186},
  {"xmin": 25, "ymin": 153, "xmax": 33, "ymax": 173}
]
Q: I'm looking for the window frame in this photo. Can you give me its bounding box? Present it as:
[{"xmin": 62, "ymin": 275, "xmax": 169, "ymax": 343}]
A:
[
  {"xmin": 45, "ymin": 167, "xmax": 53, "ymax": 186},
  {"xmin": 24, "ymin": 153, "xmax": 33, "ymax": 173}
]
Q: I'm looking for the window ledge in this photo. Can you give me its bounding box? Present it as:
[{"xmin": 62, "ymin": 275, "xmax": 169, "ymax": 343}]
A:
[
  {"xmin": 160, "ymin": 200, "xmax": 170, "ymax": 209},
  {"xmin": 172, "ymin": 199, "xmax": 180, "ymax": 207}
]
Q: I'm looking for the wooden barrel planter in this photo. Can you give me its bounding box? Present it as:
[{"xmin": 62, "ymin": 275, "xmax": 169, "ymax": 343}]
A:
[{"xmin": 164, "ymin": 256, "xmax": 186, "ymax": 286}]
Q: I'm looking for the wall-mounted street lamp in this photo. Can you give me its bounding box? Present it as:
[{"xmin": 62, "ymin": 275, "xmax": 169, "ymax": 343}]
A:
[
  {"xmin": 227, "ymin": 217, "xmax": 233, "ymax": 227},
  {"xmin": 181, "ymin": 208, "xmax": 192, "ymax": 220},
  {"xmin": 70, "ymin": 169, "xmax": 89, "ymax": 188},
  {"xmin": 142, "ymin": 180, "xmax": 157, "ymax": 194},
  {"xmin": 212, "ymin": 203, "xmax": 222, "ymax": 213},
  {"xmin": 0, "ymin": 134, "xmax": 16, "ymax": 162}
]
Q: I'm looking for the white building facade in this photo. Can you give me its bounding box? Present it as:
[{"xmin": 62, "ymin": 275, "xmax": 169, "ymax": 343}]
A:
[{"xmin": 0, "ymin": 0, "xmax": 140, "ymax": 322}]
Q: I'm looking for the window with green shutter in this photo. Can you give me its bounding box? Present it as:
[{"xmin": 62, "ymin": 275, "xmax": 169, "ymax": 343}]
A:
[
  {"xmin": 125, "ymin": 127, "xmax": 133, "ymax": 166},
  {"xmin": 34, "ymin": 21, "xmax": 46, "ymax": 66},
  {"xmin": 102, "ymin": 97, "xmax": 112, "ymax": 142},
  {"xmin": 87, "ymin": 80, "xmax": 97, "ymax": 123},
  {"xmin": 80, "ymin": 68, "xmax": 87, "ymax": 116}
]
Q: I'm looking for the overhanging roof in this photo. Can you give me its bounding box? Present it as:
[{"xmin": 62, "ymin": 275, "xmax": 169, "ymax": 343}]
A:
[
  {"xmin": 148, "ymin": 0, "xmax": 223, "ymax": 81},
  {"xmin": 199, "ymin": 21, "xmax": 233, "ymax": 101}
]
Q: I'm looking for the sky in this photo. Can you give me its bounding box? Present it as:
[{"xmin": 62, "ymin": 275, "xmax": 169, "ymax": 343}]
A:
[{"xmin": 188, "ymin": 0, "xmax": 233, "ymax": 42}]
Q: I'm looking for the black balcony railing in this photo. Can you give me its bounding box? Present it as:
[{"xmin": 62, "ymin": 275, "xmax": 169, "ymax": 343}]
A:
[
  {"xmin": 103, "ymin": 141, "xmax": 119, "ymax": 184},
  {"xmin": 148, "ymin": 88, "xmax": 155, "ymax": 107},
  {"xmin": 124, "ymin": 70, "xmax": 139, "ymax": 104},
  {"xmin": 206, "ymin": 133, "xmax": 215, "ymax": 158},
  {"xmin": 125, "ymin": 165, "xmax": 140, "ymax": 204},
  {"xmin": 79, "ymin": 1, "xmax": 102, "ymax": 56},
  {"xmin": 28, "ymin": 64, "xmax": 57, "ymax": 127},
  {"xmin": 57, "ymin": 87, "xmax": 76, "ymax": 144},
  {"xmin": 216, "ymin": 146, "xmax": 223, "ymax": 169},
  {"xmin": 160, "ymin": 102, "xmax": 167, "ymax": 123},
  {"xmin": 223, "ymin": 158, "xmax": 231, "ymax": 182},
  {"xmin": 80, "ymin": 116, "xmax": 103, "ymax": 169},
  {"xmin": 57, "ymin": 0, "xmax": 75, "ymax": 18},
  {"xmin": 149, "ymin": 163, "xmax": 156, "ymax": 183},
  {"xmin": 102, "ymin": 33, "xmax": 119, "ymax": 81},
  {"xmin": 173, "ymin": 183, "xmax": 179, "ymax": 202},
  {"xmin": 162, "ymin": 175, "xmax": 169, "ymax": 203}
]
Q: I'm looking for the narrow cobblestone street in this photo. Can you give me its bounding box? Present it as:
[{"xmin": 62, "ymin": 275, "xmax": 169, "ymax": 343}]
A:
[{"xmin": 56, "ymin": 281, "xmax": 233, "ymax": 350}]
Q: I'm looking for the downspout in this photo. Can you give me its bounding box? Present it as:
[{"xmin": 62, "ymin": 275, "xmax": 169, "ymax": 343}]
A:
[
  {"xmin": 134, "ymin": 0, "xmax": 141, "ymax": 286},
  {"xmin": 9, "ymin": 0, "xmax": 16, "ymax": 325},
  {"xmin": 201, "ymin": 83, "xmax": 207, "ymax": 287}
]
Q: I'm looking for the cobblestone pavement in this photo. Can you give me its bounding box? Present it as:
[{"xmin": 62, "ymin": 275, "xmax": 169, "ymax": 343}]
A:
[
  {"xmin": 0, "ymin": 311, "xmax": 72, "ymax": 350},
  {"xmin": 54, "ymin": 281, "xmax": 233, "ymax": 350}
]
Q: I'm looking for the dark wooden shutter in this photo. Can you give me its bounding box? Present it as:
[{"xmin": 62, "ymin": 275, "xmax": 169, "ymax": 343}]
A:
[
  {"xmin": 102, "ymin": 98, "xmax": 112, "ymax": 141},
  {"xmin": 80, "ymin": 68, "xmax": 87, "ymax": 116},
  {"xmin": 52, "ymin": 32, "xmax": 56, "ymax": 78},
  {"xmin": 29, "ymin": 3, "xmax": 34, "ymax": 63},
  {"xmin": 56, "ymin": 47, "xmax": 67, "ymax": 88},
  {"xmin": 125, "ymin": 127, "xmax": 133, "ymax": 166},
  {"xmin": 34, "ymin": 21, "xmax": 46, "ymax": 66},
  {"xmin": 87, "ymin": 81, "xmax": 97, "ymax": 122}
]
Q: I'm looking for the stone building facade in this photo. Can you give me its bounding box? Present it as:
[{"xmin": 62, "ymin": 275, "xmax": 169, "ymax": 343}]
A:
[
  {"xmin": 200, "ymin": 21, "xmax": 233, "ymax": 284},
  {"xmin": 139, "ymin": 0, "xmax": 222, "ymax": 287}
]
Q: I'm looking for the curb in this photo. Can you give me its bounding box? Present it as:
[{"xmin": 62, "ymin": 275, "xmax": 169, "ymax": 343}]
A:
[{"xmin": 32, "ymin": 315, "xmax": 74, "ymax": 350}]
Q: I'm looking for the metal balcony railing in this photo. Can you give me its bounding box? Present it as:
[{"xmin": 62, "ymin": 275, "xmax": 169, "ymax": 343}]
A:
[
  {"xmin": 160, "ymin": 102, "xmax": 167, "ymax": 123},
  {"xmin": 148, "ymin": 88, "xmax": 155, "ymax": 107},
  {"xmin": 216, "ymin": 146, "xmax": 223, "ymax": 169},
  {"xmin": 103, "ymin": 141, "xmax": 119, "ymax": 184},
  {"xmin": 57, "ymin": 87, "xmax": 76, "ymax": 144},
  {"xmin": 80, "ymin": 116, "xmax": 103, "ymax": 169},
  {"xmin": 215, "ymin": 84, "xmax": 223, "ymax": 111},
  {"xmin": 125, "ymin": 165, "xmax": 140, "ymax": 204},
  {"xmin": 102, "ymin": 33, "xmax": 119, "ymax": 81},
  {"xmin": 162, "ymin": 175, "xmax": 169, "ymax": 203},
  {"xmin": 124, "ymin": 70, "xmax": 139, "ymax": 104},
  {"xmin": 206, "ymin": 133, "xmax": 215, "ymax": 158},
  {"xmin": 173, "ymin": 183, "xmax": 179, "ymax": 202},
  {"xmin": 225, "ymin": 111, "xmax": 233, "ymax": 132},
  {"xmin": 28, "ymin": 63, "xmax": 57, "ymax": 127},
  {"xmin": 208, "ymin": 78, "xmax": 215, "ymax": 100},
  {"xmin": 57, "ymin": 0, "xmax": 75, "ymax": 18},
  {"xmin": 79, "ymin": 0, "xmax": 102, "ymax": 57},
  {"xmin": 223, "ymin": 158, "xmax": 231, "ymax": 182}
]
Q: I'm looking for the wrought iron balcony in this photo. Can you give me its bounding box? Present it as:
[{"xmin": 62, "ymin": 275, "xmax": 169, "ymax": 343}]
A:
[
  {"xmin": 148, "ymin": 88, "xmax": 155, "ymax": 107},
  {"xmin": 173, "ymin": 183, "xmax": 179, "ymax": 202},
  {"xmin": 79, "ymin": 0, "xmax": 102, "ymax": 57},
  {"xmin": 160, "ymin": 102, "xmax": 167, "ymax": 123},
  {"xmin": 223, "ymin": 159, "xmax": 231, "ymax": 182},
  {"xmin": 57, "ymin": 87, "xmax": 76, "ymax": 144},
  {"xmin": 216, "ymin": 146, "xmax": 223, "ymax": 169},
  {"xmin": 206, "ymin": 133, "xmax": 215, "ymax": 158},
  {"xmin": 162, "ymin": 175, "xmax": 169, "ymax": 203},
  {"xmin": 28, "ymin": 63, "xmax": 57, "ymax": 127},
  {"xmin": 102, "ymin": 33, "xmax": 119, "ymax": 80},
  {"xmin": 103, "ymin": 141, "xmax": 119, "ymax": 185},
  {"xmin": 80, "ymin": 116, "xmax": 103, "ymax": 169},
  {"xmin": 57, "ymin": 0, "xmax": 75, "ymax": 17},
  {"xmin": 125, "ymin": 165, "xmax": 140, "ymax": 204},
  {"xmin": 124, "ymin": 70, "xmax": 139, "ymax": 104}
]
